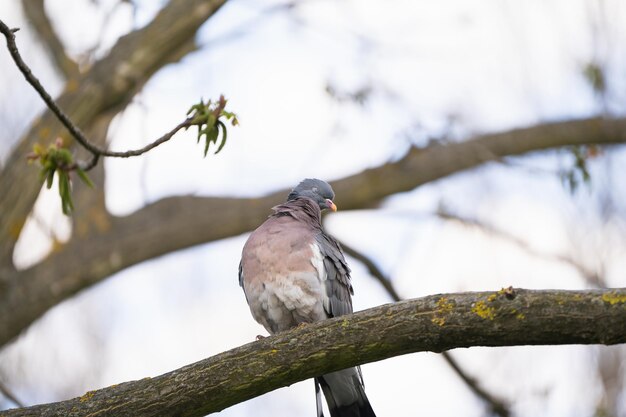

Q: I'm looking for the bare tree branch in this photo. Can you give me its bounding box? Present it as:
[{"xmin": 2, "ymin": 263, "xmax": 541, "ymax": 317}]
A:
[
  {"xmin": 340, "ymin": 240, "xmax": 402, "ymax": 302},
  {"xmin": 0, "ymin": 20, "xmax": 231, "ymax": 172},
  {"xmin": 20, "ymin": 0, "xmax": 78, "ymax": 77},
  {"xmin": 339, "ymin": 240, "xmax": 511, "ymax": 417},
  {"xmin": 0, "ymin": 0, "xmax": 228, "ymax": 267},
  {"xmin": 439, "ymin": 353, "xmax": 510, "ymax": 417},
  {"xmin": 436, "ymin": 207, "xmax": 603, "ymax": 286},
  {"xmin": 331, "ymin": 117, "xmax": 626, "ymax": 211},
  {"xmin": 2, "ymin": 116, "xmax": 626, "ymax": 347},
  {"xmin": 2, "ymin": 288, "xmax": 624, "ymax": 417},
  {"xmin": 79, "ymin": 0, "xmax": 134, "ymax": 65},
  {"xmin": 0, "ymin": 21, "xmax": 93, "ymax": 155}
]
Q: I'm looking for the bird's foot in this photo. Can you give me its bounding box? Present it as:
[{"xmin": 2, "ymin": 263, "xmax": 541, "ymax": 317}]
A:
[{"xmin": 256, "ymin": 335, "xmax": 266, "ymax": 340}]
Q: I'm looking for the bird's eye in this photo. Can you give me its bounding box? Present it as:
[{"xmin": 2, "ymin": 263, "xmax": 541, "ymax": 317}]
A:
[{"xmin": 312, "ymin": 187, "xmax": 318, "ymax": 193}]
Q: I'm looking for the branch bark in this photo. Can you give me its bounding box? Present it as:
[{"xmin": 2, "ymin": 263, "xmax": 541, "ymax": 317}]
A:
[
  {"xmin": 339, "ymin": 239, "xmax": 511, "ymax": 416},
  {"xmin": 2, "ymin": 116, "xmax": 626, "ymax": 347},
  {"xmin": 2, "ymin": 288, "xmax": 625, "ymax": 417}
]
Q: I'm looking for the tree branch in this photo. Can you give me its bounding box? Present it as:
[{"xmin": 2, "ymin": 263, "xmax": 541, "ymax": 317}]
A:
[
  {"xmin": 330, "ymin": 117, "xmax": 626, "ymax": 210},
  {"xmin": 0, "ymin": 0, "xmax": 227, "ymax": 266},
  {"xmin": 339, "ymin": 240, "xmax": 511, "ymax": 417},
  {"xmin": 439, "ymin": 353, "xmax": 510, "ymax": 417},
  {"xmin": 0, "ymin": 20, "xmax": 94, "ymax": 155},
  {"xmin": 2, "ymin": 288, "xmax": 624, "ymax": 417},
  {"xmin": 436, "ymin": 207, "xmax": 603, "ymax": 286},
  {"xmin": 2, "ymin": 116, "xmax": 626, "ymax": 347},
  {"xmin": 340, "ymin": 240, "xmax": 403, "ymax": 302},
  {"xmin": 0, "ymin": 20, "xmax": 230, "ymax": 172}
]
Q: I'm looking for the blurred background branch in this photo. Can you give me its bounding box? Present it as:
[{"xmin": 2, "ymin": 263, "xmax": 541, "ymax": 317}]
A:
[
  {"xmin": 339, "ymin": 239, "xmax": 511, "ymax": 417},
  {"xmin": 1, "ymin": 0, "xmax": 626, "ymax": 415}
]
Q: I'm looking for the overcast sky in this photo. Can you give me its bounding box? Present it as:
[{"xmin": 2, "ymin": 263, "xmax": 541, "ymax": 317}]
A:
[{"xmin": 1, "ymin": 0, "xmax": 625, "ymax": 416}]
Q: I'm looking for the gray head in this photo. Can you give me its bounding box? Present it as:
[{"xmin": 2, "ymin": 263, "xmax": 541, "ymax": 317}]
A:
[{"xmin": 287, "ymin": 178, "xmax": 337, "ymax": 212}]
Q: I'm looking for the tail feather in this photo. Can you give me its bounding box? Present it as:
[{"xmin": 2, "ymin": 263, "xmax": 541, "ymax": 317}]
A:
[
  {"xmin": 315, "ymin": 378, "xmax": 325, "ymax": 417},
  {"xmin": 315, "ymin": 367, "xmax": 376, "ymax": 417}
]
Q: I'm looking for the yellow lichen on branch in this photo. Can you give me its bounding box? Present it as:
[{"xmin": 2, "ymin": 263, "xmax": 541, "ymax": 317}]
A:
[
  {"xmin": 472, "ymin": 301, "xmax": 496, "ymax": 320},
  {"xmin": 432, "ymin": 296, "xmax": 455, "ymax": 326},
  {"xmin": 601, "ymin": 291, "xmax": 626, "ymax": 305}
]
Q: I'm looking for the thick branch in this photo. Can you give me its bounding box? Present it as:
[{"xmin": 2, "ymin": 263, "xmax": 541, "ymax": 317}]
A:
[
  {"xmin": 2, "ymin": 288, "xmax": 625, "ymax": 417},
  {"xmin": 340, "ymin": 239, "xmax": 510, "ymax": 416},
  {"xmin": 2, "ymin": 116, "xmax": 626, "ymax": 347},
  {"xmin": 330, "ymin": 117, "xmax": 626, "ymax": 210}
]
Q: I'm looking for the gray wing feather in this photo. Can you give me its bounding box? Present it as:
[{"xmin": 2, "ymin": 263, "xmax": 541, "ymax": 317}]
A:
[
  {"xmin": 238, "ymin": 259, "xmax": 252, "ymax": 306},
  {"xmin": 238, "ymin": 259, "xmax": 244, "ymax": 287},
  {"xmin": 316, "ymin": 233, "xmax": 353, "ymax": 317}
]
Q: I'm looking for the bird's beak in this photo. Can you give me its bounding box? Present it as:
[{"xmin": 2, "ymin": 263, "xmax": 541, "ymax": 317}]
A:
[{"xmin": 327, "ymin": 199, "xmax": 338, "ymax": 212}]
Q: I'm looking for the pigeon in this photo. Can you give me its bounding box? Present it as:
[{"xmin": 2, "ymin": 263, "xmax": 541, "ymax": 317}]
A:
[{"xmin": 239, "ymin": 178, "xmax": 376, "ymax": 417}]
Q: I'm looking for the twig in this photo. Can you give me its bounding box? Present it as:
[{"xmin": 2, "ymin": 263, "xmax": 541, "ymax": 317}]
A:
[
  {"xmin": 435, "ymin": 207, "xmax": 604, "ymax": 287},
  {"xmin": 336, "ymin": 238, "xmax": 512, "ymax": 417},
  {"xmin": 77, "ymin": 118, "xmax": 193, "ymax": 171},
  {"xmin": 340, "ymin": 240, "xmax": 402, "ymax": 302},
  {"xmin": 0, "ymin": 19, "xmax": 196, "ymax": 171},
  {"xmin": 79, "ymin": 0, "xmax": 135, "ymax": 64},
  {"xmin": 440, "ymin": 352, "xmax": 510, "ymax": 417},
  {"xmin": 0, "ymin": 20, "xmax": 100, "ymax": 159},
  {"xmin": 0, "ymin": 379, "xmax": 25, "ymax": 408}
]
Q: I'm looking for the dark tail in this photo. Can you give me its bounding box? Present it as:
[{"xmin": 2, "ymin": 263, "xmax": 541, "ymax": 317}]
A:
[{"xmin": 314, "ymin": 367, "xmax": 376, "ymax": 417}]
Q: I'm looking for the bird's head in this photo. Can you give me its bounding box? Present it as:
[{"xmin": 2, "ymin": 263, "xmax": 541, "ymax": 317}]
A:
[{"xmin": 287, "ymin": 178, "xmax": 337, "ymax": 212}]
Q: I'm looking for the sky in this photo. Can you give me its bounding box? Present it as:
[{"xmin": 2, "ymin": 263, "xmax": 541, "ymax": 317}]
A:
[{"xmin": 1, "ymin": 0, "xmax": 625, "ymax": 416}]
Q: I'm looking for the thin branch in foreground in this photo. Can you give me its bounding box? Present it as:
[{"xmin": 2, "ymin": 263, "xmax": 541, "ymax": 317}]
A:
[
  {"xmin": 0, "ymin": 19, "xmax": 236, "ymax": 172},
  {"xmin": 0, "ymin": 20, "xmax": 101, "ymax": 162},
  {"xmin": 2, "ymin": 288, "xmax": 625, "ymax": 417},
  {"xmin": 1, "ymin": 17, "xmax": 237, "ymax": 215},
  {"xmin": 339, "ymin": 239, "xmax": 511, "ymax": 417}
]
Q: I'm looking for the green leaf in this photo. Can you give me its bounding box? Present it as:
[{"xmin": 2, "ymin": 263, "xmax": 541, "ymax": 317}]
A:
[
  {"xmin": 58, "ymin": 171, "xmax": 68, "ymax": 214},
  {"xmin": 215, "ymin": 121, "xmax": 227, "ymax": 154},
  {"xmin": 58, "ymin": 171, "xmax": 73, "ymax": 215},
  {"xmin": 46, "ymin": 168, "xmax": 55, "ymax": 189},
  {"xmin": 76, "ymin": 167, "xmax": 94, "ymax": 188},
  {"xmin": 204, "ymin": 127, "xmax": 219, "ymax": 157},
  {"xmin": 187, "ymin": 95, "xmax": 238, "ymax": 158},
  {"xmin": 55, "ymin": 148, "xmax": 73, "ymax": 165},
  {"xmin": 206, "ymin": 113, "xmax": 216, "ymax": 131},
  {"xmin": 39, "ymin": 160, "xmax": 53, "ymax": 183}
]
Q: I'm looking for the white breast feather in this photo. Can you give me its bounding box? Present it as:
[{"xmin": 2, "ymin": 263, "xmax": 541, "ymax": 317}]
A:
[{"xmin": 310, "ymin": 242, "xmax": 330, "ymax": 313}]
